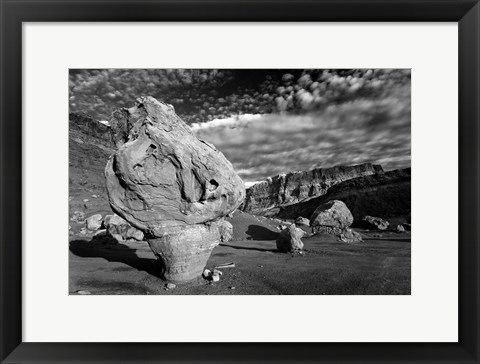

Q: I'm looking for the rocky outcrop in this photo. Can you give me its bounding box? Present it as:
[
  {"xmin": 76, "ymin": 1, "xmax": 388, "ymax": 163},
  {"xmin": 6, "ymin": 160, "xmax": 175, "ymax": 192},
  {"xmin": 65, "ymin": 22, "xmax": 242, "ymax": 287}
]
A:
[
  {"xmin": 277, "ymin": 168, "xmax": 411, "ymax": 221},
  {"xmin": 242, "ymin": 163, "xmax": 383, "ymax": 215},
  {"xmin": 105, "ymin": 96, "xmax": 245, "ymax": 282},
  {"xmin": 276, "ymin": 224, "xmax": 305, "ymax": 252}
]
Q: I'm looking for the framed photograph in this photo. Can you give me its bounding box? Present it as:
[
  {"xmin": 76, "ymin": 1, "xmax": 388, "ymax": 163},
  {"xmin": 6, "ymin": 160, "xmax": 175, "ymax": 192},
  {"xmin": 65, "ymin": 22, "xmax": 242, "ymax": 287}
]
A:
[{"xmin": 1, "ymin": 0, "xmax": 479, "ymax": 363}]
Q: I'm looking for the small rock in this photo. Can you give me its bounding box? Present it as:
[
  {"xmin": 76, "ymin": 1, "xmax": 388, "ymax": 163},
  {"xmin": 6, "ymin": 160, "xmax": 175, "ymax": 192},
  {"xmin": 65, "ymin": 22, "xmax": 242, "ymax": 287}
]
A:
[
  {"xmin": 211, "ymin": 274, "xmax": 220, "ymax": 282},
  {"xmin": 203, "ymin": 269, "xmax": 212, "ymax": 278},
  {"xmin": 92, "ymin": 195, "xmax": 98, "ymax": 198},
  {"xmin": 276, "ymin": 223, "xmax": 305, "ymax": 253},
  {"xmin": 362, "ymin": 216, "xmax": 389, "ymax": 230},
  {"xmin": 83, "ymin": 199, "xmax": 89, "ymax": 203},
  {"xmin": 213, "ymin": 269, "xmax": 223, "ymax": 276},
  {"xmin": 396, "ymin": 225, "xmax": 405, "ymax": 232},
  {"xmin": 165, "ymin": 283, "xmax": 176, "ymax": 289},
  {"xmin": 86, "ymin": 214, "xmax": 103, "ymax": 231},
  {"xmin": 79, "ymin": 228, "xmax": 87, "ymax": 235},
  {"xmin": 229, "ymin": 286, "xmax": 236, "ymax": 290},
  {"xmin": 76, "ymin": 290, "xmax": 91, "ymax": 295},
  {"xmin": 71, "ymin": 210, "xmax": 85, "ymax": 223}
]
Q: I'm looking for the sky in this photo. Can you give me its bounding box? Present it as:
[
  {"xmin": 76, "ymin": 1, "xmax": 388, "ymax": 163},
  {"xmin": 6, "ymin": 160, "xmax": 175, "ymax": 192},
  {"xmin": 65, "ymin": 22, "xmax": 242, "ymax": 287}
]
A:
[
  {"xmin": 193, "ymin": 95, "xmax": 410, "ymax": 184},
  {"xmin": 70, "ymin": 69, "xmax": 411, "ymax": 184}
]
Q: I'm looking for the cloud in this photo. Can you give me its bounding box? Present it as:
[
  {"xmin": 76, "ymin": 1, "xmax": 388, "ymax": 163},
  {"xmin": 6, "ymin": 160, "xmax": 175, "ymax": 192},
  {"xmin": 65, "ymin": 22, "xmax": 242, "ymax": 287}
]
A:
[{"xmin": 193, "ymin": 96, "xmax": 410, "ymax": 183}]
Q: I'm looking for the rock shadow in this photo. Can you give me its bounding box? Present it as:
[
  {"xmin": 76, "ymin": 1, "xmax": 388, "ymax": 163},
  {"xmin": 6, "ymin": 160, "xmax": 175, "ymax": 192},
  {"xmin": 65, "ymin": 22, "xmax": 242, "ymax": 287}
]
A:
[
  {"xmin": 220, "ymin": 243, "xmax": 279, "ymax": 253},
  {"xmin": 69, "ymin": 238, "xmax": 163, "ymax": 279},
  {"xmin": 245, "ymin": 224, "xmax": 279, "ymax": 241}
]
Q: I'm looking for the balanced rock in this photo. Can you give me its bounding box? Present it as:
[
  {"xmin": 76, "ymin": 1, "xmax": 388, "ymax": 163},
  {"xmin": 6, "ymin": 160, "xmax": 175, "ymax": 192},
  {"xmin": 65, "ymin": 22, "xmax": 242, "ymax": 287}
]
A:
[
  {"xmin": 310, "ymin": 200, "xmax": 353, "ymax": 229},
  {"xmin": 276, "ymin": 224, "xmax": 305, "ymax": 252},
  {"xmin": 105, "ymin": 97, "xmax": 245, "ymax": 282},
  {"xmin": 86, "ymin": 214, "xmax": 103, "ymax": 231},
  {"xmin": 295, "ymin": 216, "xmax": 310, "ymax": 227},
  {"xmin": 362, "ymin": 216, "xmax": 389, "ymax": 230}
]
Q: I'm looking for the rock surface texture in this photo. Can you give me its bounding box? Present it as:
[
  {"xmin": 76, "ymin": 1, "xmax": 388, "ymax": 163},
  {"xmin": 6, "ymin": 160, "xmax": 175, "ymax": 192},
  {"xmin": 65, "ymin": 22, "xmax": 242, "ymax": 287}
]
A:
[
  {"xmin": 105, "ymin": 96, "xmax": 245, "ymax": 282},
  {"xmin": 242, "ymin": 163, "xmax": 383, "ymax": 215},
  {"xmin": 276, "ymin": 224, "xmax": 305, "ymax": 252}
]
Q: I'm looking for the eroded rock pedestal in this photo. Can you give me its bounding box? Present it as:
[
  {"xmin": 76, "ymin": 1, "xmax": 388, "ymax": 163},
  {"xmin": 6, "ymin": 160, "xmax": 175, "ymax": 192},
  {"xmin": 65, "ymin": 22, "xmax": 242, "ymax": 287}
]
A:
[{"xmin": 105, "ymin": 96, "xmax": 245, "ymax": 282}]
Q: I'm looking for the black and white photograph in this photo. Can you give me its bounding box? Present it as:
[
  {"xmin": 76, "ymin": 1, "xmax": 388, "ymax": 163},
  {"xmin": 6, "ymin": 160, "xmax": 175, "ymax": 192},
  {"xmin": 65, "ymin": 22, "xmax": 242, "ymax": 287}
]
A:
[{"xmin": 69, "ymin": 68, "xmax": 411, "ymax": 295}]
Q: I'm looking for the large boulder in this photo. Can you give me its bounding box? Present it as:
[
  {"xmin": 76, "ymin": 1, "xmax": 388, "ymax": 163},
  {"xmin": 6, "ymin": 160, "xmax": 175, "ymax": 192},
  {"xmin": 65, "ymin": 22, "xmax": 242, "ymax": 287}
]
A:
[
  {"xmin": 276, "ymin": 224, "xmax": 305, "ymax": 252},
  {"xmin": 310, "ymin": 200, "xmax": 353, "ymax": 229},
  {"xmin": 105, "ymin": 97, "xmax": 245, "ymax": 282}
]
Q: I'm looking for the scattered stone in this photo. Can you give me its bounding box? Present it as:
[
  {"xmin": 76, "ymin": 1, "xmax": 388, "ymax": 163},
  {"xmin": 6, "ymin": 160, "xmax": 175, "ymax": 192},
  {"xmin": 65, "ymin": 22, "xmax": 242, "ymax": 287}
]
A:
[
  {"xmin": 339, "ymin": 228, "xmax": 363, "ymax": 243},
  {"xmin": 92, "ymin": 195, "xmax": 98, "ymax": 198},
  {"xmin": 396, "ymin": 225, "xmax": 405, "ymax": 232},
  {"xmin": 276, "ymin": 223, "xmax": 305, "ymax": 253},
  {"xmin": 229, "ymin": 286, "xmax": 236, "ymax": 290},
  {"xmin": 104, "ymin": 214, "xmax": 144, "ymax": 242},
  {"xmin": 71, "ymin": 211, "xmax": 85, "ymax": 223},
  {"xmin": 76, "ymin": 290, "xmax": 91, "ymax": 295},
  {"xmin": 86, "ymin": 214, "xmax": 103, "ymax": 231},
  {"xmin": 310, "ymin": 200, "xmax": 353, "ymax": 229},
  {"xmin": 211, "ymin": 273, "xmax": 220, "ymax": 282},
  {"xmin": 295, "ymin": 216, "xmax": 310, "ymax": 227},
  {"xmin": 362, "ymin": 216, "xmax": 389, "ymax": 230},
  {"xmin": 83, "ymin": 199, "xmax": 89, "ymax": 203},
  {"xmin": 105, "ymin": 96, "xmax": 245, "ymax": 282},
  {"xmin": 165, "ymin": 283, "xmax": 176, "ymax": 290},
  {"xmin": 203, "ymin": 269, "xmax": 212, "ymax": 278},
  {"xmin": 213, "ymin": 269, "xmax": 223, "ymax": 276}
]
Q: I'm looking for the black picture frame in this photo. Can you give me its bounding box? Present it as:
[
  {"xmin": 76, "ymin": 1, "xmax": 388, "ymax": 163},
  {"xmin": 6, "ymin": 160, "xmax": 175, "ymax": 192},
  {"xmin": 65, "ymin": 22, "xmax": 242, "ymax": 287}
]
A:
[{"xmin": 1, "ymin": 1, "xmax": 479, "ymax": 363}]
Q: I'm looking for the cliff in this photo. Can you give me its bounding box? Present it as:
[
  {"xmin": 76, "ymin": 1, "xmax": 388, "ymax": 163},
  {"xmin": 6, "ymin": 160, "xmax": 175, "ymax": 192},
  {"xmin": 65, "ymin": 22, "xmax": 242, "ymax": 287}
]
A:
[
  {"xmin": 69, "ymin": 112, "xmax": 115, "ymax": 200},
  {"xmin": 277, "ymin": 168, "xmax": 411, "ymax": 221},
  {"xmin": 242, "ymin": 163, "xmax": 384, "ymax": 215}
]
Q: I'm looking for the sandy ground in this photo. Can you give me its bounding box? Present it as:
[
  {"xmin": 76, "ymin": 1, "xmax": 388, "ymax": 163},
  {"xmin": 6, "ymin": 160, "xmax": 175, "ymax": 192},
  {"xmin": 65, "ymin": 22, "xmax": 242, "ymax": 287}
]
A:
[{"xmin": 69, "ymin": 211, "xmax": 410, "ymax": 295}]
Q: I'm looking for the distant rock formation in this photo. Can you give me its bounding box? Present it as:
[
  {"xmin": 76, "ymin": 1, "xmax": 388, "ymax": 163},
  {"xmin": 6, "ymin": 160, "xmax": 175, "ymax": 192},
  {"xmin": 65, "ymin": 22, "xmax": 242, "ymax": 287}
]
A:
[
  {"xmin": 242, "ymin": 163, "xmax": 383, "ymax": 215},
  {"xmin": 277, "ymin": 168, "xmax": 411, "ymax": 221},
  {"xmin": 69, "ymin": 113, "xmax": 115, "ymax": 197},
  {"xmin": 105, "ymin": 96, "xmax": 245, "ymax": 282}
]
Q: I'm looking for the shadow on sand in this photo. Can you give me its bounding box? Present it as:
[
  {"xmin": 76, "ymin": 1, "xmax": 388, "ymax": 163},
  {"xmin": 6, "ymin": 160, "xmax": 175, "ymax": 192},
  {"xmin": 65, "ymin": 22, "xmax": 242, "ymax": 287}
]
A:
[
  {"xmin": 245, "ymin": 224, "xmax": 279, "ymax": 241},
  {"xmin": 69, "ymin": 238, "xmax": 163, "ymax": 278}
]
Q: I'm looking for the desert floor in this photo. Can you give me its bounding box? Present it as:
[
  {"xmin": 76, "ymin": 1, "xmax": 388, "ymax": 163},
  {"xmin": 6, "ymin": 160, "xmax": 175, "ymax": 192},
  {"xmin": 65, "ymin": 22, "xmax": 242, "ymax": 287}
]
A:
[{"xmin": 69, "ymin": 211, "xmax": 410, "ymax": 295}]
